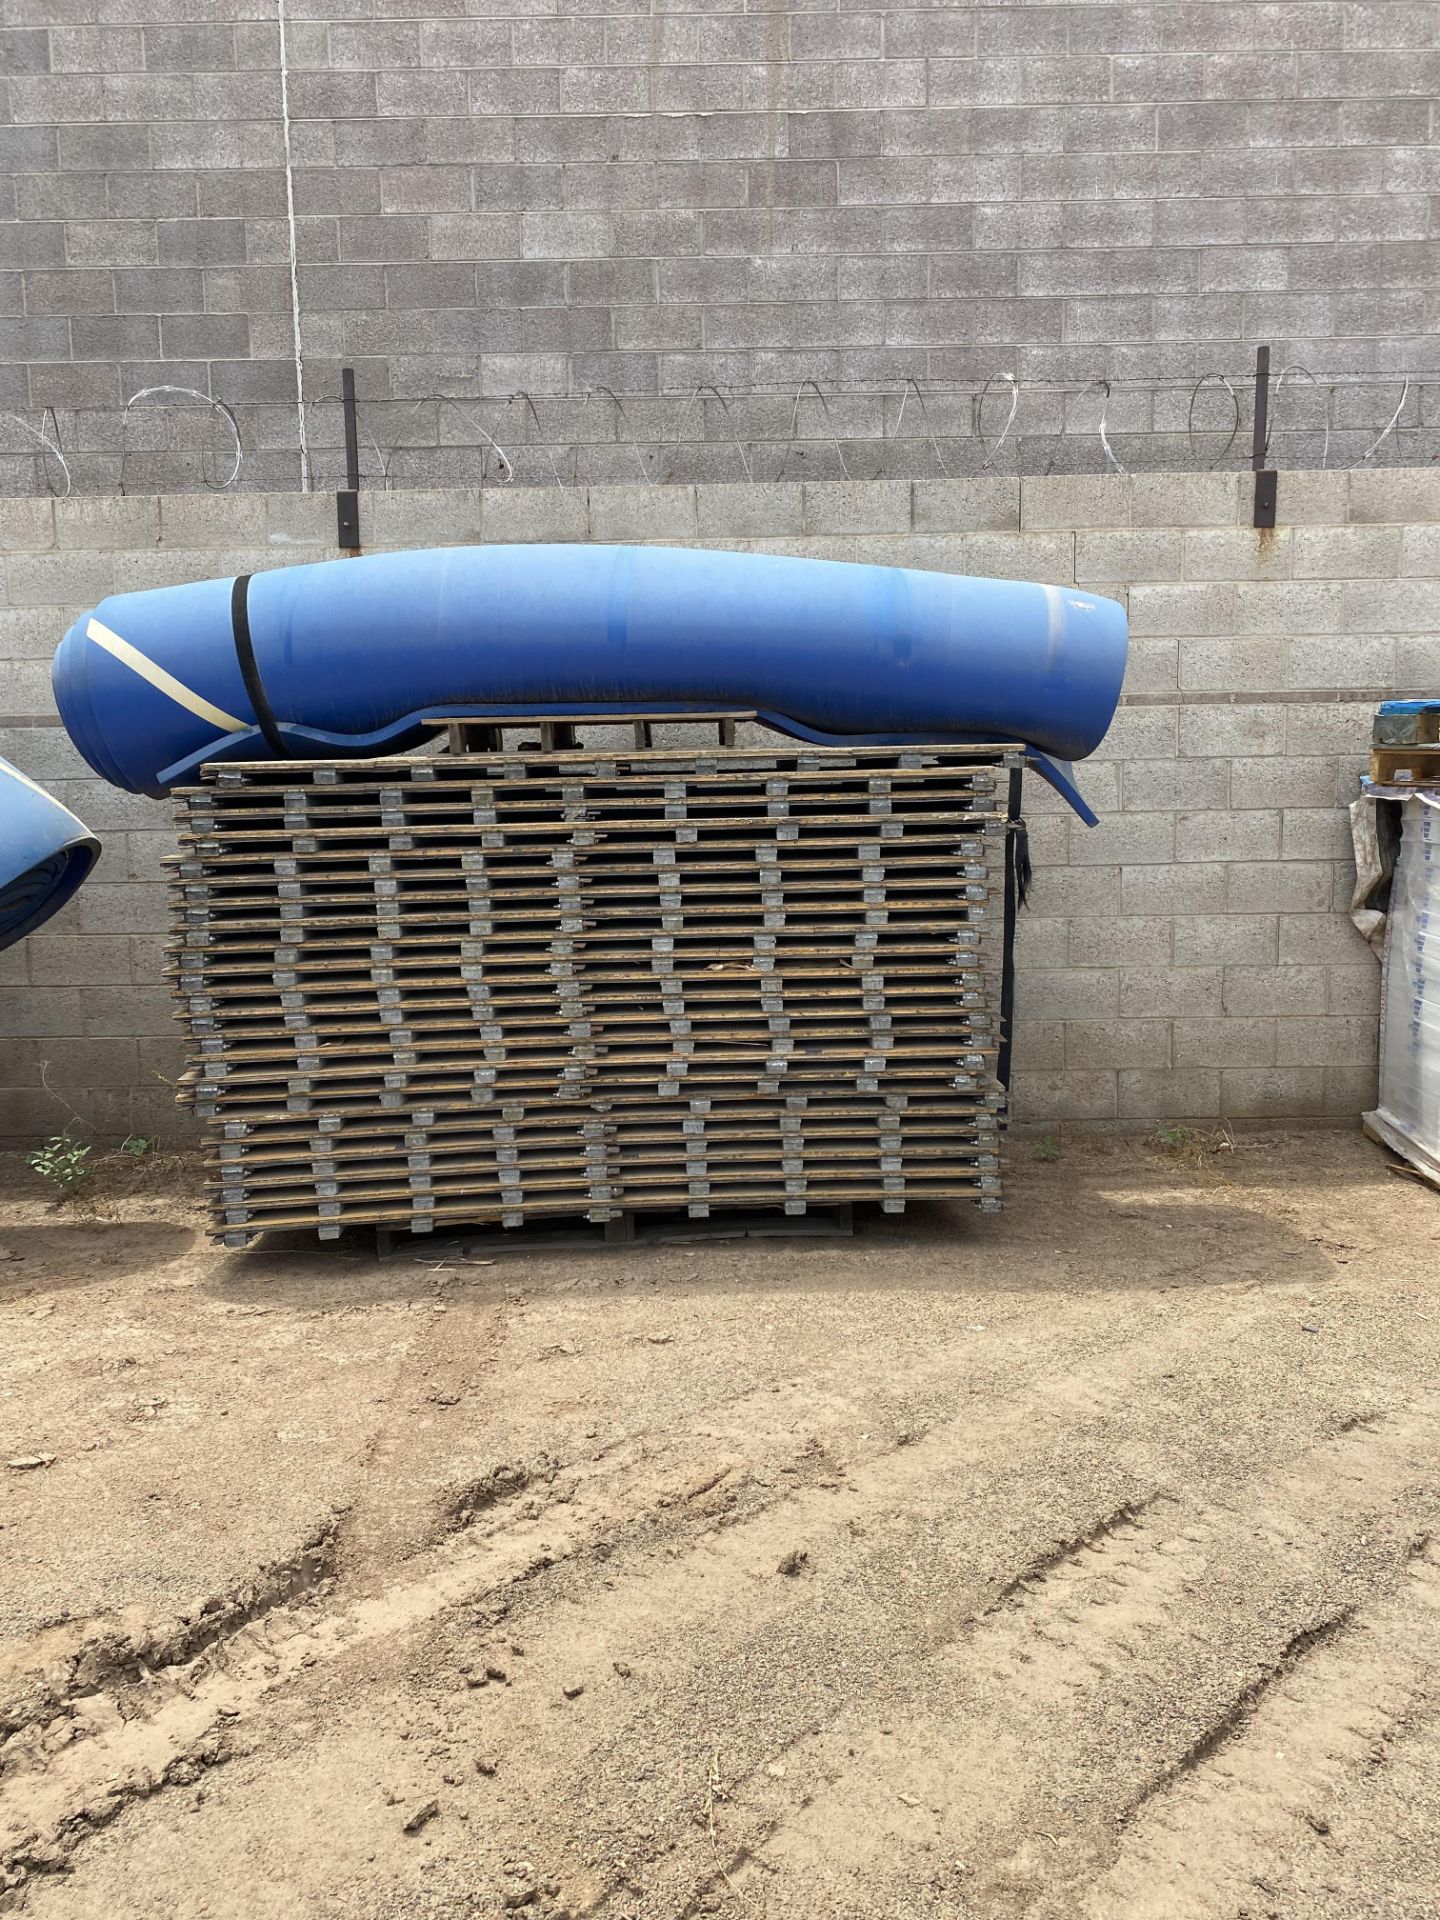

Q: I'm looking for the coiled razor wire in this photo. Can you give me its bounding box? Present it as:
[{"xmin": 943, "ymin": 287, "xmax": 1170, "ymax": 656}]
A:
[
  {"xmin": 891, "ymin": 378, "xmax": 951, "ymax": 481},
  {"xmin": 23, "ymin": 368, "xmax": 1430, "ymax": 499},
  {"xmin": 299, "ymin": 395, "xmax": 390, "ymax": 492},
  {"xmin": 402, "ymin": 396, "xmax": 513, "ymax": 488},
  {"xmin": 784, "ymin": 380, "xmax": 850, "ymax": 481},
  {"xmin": 1186, "ymin": 374, "xmax": 1242, "ymax": 471},
  {"xmin": 1, "ymin": 409, "xmax": 71, "ymax": 499},
  {"xmin": 583, "ymin": 385, "xmax": 652, "ymax": 484},
  {"xmin": 976, "ymin": 373, "xmax": 1019, "ymax": 473},
  {"xmin": 1351, "ymin": 378, "xmax": 1410, "ymax": 471},
  {"xmin": 668, "ymin": 385, "xmax": 753, "ymax": 484},
  {"xmin": 121, "ymin": 387, "xmax": 242, "ymax": 493},
  {"xmin": 504, "ymin": 391, "xmax": 571, "ymax": 491},
  {"xmin": 1267, "ymin": 365, "xmax": 1330, "ymax": 471},
  {"xmin": 1086, "ymin": 380, "xmax": 1128, "ymax": 478}
]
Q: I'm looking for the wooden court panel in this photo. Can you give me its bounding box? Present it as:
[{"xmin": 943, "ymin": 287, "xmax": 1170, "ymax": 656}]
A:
[{"xmin": 167, "ymin": 735, "xmax": 1016, "ymax": 1244}]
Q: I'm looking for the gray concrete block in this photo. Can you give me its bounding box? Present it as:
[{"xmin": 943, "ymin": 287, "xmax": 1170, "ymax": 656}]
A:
[
  {"xmin": 0, "ymin": 26, "xmax": 49, "ymax": 72},
  {"xmin": 1348, "ymin": 469, "xmax": 1440, "ymax": 523},
  {"xmin": 1117, "ymin": 1068, "xmax": 1225, "ymax": 1120},
  {"xmin": 1176, "ymin": 810, "xmax": 1282, "ymax": 863},
  {"xmin": 1219, "ymin": 1067, "xmax": 1327, "ymax": 1116},
  {"xmin": 71, "ymin": 883, "xmax": 167, "ymax": 938},
  {"xmin": 1222, "ymin": 966, "xmax": 1329, "ymax": 1017},
  {"xmin": 0, "ymin": 498, "xmax": 55, "ymax": 552},
  {"xmin": 1120, "ymin": 967, "xmax": 1223, "ymax": 1017},
  {"xmin": 1017, "ymin": 969, "xmax": 1121, "ymax": 1020},
  {"xmin": 1023, "ymin": 864, "xmax": 1121, "ymax": 918},
  {"xmin": 159, "ymin": 494, "xmax": 266, "ymax": 550},
  {"xmin": 1173, "ymin": 1016, "xmax": 1278, "ymax": 1069},
  {"xmin": 695, "ymin": 484, "xmax": 804, "ymax": 539},
  {"xmin": 520, "ymin": 211, "xmax": 613, "ymax": 259},
  {"xmin": 1069, "ymin": 812, "xmax": 1176, "ymax": 867},
  {"xmin": 1277, "ymin": 912, "xmax": 1373, "ymax": 965},
  {"xmin": 801, "ymin": 480, "xmax": 910, "ymax": 535},
  {"xmin": 1122, "ymin": 757, "xmax": 1230, "ymax": 811},
  {"xmin": 1131, "ymin": 472, "xmax": 1241, "ymax": 526},
  {"xmin": 1227, "ymin": 862, "xmax": 1336, "ymax": 914},
  {"xmin": 1283, "ymin": 703, "xmax": 1373, "ymax": 755},
  {"xmin": 957, "ymin": 532, "xmax": 1075, "ymax": 583},
  {"xmin": 155, "ymin": 218, "xmax": 246, "ymax": 268},
  {"xmin": 1182, "ymin": 529, "xmax": 1292, "ymax": 581},
  {"xmin": 1274, "ymin": 1015, "xmax": 1378, "ymax": 1068},
  {"xmin": 1128, "ymin": 864, "xmax": 1228, "ymax": 913},
  {"xmin": 1284, "ymin": 634, "xmax": 1394, "ymax": 692},
  {"xmin": 1178, "ymin": 639, "xmax": 1291, "ymax": 694},
  {"xmin": 1123, "ymin": 641, "xmax": 1180, "ymax": 696},
  {"xmin": 1010, "ymin": 1020, "xmax": 1066, "ymax": 1072},
  {"xmin": 1229, "ymin": 757, "xmax": 1338, "ymax": 811},
  {"xmin": 1129, "ymin": 584, "xmax": 1239, "ymax": 638},
  {"xmin": 1398, "ymin": 524, "xmax": 1440, "ymax": 577},
  {"xmin": 1231, "ymin": 580, "xmax": 1346, "ymax": 635},
  {"xmin": 1342, "ymin": 578, "xmax": 1436, "ymax": 634},
  {"xmin": 483, "ymin": 487, "xmax": 589, "ymax": 545},
  {"xmin": 589, "ymin": 485, "xmax": 697, "ymax": 542},
  {"xmin": 1066, "ymin": 1018, "xmax": 1172, "ymax": 1070},
  {"xmin": 264, "ymin": 494, "xmax": 336, "ymax": 552},
  {"xmin": 1076, "ymin": 530, "xmax": 1183, "ymax": 583},
  {"xmin": 1172, "ymin": 914, "xmax": 1278, "ymax": 966},
  {"xmin": 912, "ymin": 478, "xmax": 1020, "ymax": 533},
  {"xmin": 1323, "ymin": 1063, "xmax": 1379, "ymax": 1115},
  {"xmin": 0, "ymin": 660, "xmax": 59, "ymax": 712},
  {"xmin": 367, "ymin": 489, "xmax": 484, "ymax": 551},
  {"xmin": 1328, "ymin": 966, "xmax": 1381, "ymax": 1016},
  {"xmin": 1067, "ymin": 916, "xmax": 1173, "ymax": 969},
  {"xmin": 1009, "ymin": 1070, "xmax": 1118, "ymax": 1123},
  {"xmin": 1395, "ymin": 636, "xmax": 1440, "ymax": 688},
  {"xmin": 336, "ymin": 215, "xmax": 430, "ymax": 265},
  {"xmin": 1020, "ymin": 475, "xmax": 1131, "ymax": 530},
  {"xmin": 160, "ymin": 314, "xmax": 252, "ymax": 359},
  {"xmin": 52, "ymin": 496, "xmax": 158, "ymax": 554},
  {"xmin": 21, "ymin": 936, "xmax": 133, "ymax": 988},
  {"xmin": 1280, "ymin": 809, "xmax": 1354, "ymax": 862}
]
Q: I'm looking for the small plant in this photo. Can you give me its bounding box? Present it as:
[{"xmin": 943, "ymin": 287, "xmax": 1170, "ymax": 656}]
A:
[
  {"xmin": 121, "ymin": 1134, "xmax": 150, "ymax": 1159},
  {"xmin": 28, "ymin": 1132, "xmax": 93, "ymax": 1199},
  {"xmin": 1034, "ymin": 1133, "xmax": 1061, "ymax": 1162},
  {"xmin": 1149, "ymin": 1122, "xmax": 1236, "ymax": 1172}
]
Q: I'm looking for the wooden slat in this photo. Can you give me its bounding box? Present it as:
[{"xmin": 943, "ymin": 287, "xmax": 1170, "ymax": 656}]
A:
[{"xmin": 168, "ymin": 740, "xmax": 1016, "ymax": 1242}]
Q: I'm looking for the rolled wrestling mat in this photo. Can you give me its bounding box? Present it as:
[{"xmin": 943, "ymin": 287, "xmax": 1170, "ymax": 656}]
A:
[
  {"xmin": 52, "ymin": 544, "xmax": 1128, "ymax": 822},
  {"xmin": 0, "ymin": 755, "xmax": 100, "ymax": 951}
]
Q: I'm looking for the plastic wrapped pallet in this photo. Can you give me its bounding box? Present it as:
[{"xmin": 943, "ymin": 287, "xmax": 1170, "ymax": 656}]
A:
[{"xmin": 1366, "ymin": 792, "xmax": 1440, "ymax": 1185}]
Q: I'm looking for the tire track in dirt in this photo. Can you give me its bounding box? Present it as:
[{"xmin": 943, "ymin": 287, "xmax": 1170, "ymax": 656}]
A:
[
  {"xmin": 8, "ymin": 1262, "xmax": 1432, "ymax": 1913},
  {"xmin": 683, "ymin": 1412, "xmax": 1438, "ymax": 1920},
  {"xmin": 1058, "ymin": 1538, "xmax": 1440, "ymax": 1920}
]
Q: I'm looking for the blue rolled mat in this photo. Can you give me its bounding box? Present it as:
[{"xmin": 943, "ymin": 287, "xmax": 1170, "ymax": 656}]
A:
[
  {"xmin": 53, "ymin": 544, "xmax": 1128, "ymax": 820},
  {"xmin": 0, "ymin": 755, "xmax": 100, "ymax": 952}
]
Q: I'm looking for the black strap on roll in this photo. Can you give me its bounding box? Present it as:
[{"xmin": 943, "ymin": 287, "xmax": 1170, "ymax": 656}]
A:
[{"xmin": 230, "ymin": 574, "xmax": 289, "ymax": 757}]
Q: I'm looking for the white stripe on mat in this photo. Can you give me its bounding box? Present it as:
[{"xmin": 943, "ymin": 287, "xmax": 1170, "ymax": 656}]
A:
[{"xmin": 86, "ymin": 617, "xmax": 245, "ymax": 735}]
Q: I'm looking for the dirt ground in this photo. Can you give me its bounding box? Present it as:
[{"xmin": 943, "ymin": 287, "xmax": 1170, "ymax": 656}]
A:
[{"xmin": 0, "ymin": 1129, "xmax": 1437, "ymax": 1920}]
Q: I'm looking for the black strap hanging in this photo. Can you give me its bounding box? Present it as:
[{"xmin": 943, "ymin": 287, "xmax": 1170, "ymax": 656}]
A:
[{"xmin": 230, "ymin": 574, "xmax": 289, "ymax": 757}]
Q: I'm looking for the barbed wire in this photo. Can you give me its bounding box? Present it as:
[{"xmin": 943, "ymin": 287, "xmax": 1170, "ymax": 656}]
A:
[{"xmin": 0, "ymin": 367, "xmax": 1428, "ymax": 496}]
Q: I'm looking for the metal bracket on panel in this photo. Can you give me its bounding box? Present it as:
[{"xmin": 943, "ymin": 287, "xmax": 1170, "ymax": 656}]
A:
[{"xmin": 1253, "ymin": 468, "xmax": 1278, "ymax": 529}]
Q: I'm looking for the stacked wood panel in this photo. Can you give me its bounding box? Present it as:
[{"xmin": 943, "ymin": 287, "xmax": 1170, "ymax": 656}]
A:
[{"xmin": 166, "ymin": 737, "xmax": 1014, "ymax": 1245}]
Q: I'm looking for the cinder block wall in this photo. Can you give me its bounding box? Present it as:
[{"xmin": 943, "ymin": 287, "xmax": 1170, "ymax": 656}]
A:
[
  {"xmin": 3, "ymin": 466, "xmax": 1435, "ymax": 1142},
  {"xmin": 2, "ymin": 1, "xmax": 1437, "ymax": 485}
]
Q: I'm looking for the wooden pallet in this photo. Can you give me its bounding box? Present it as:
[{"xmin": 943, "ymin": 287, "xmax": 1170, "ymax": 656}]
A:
[
  {"xmin": 1369, "ymin": 745, "xmax": 1440, "ymax": 789},
  {"xmin": 167, "ymin": 725, "xmax": 1017, "ymax": 1244}
]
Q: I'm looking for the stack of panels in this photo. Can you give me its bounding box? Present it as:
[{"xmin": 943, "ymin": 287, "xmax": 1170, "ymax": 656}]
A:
[{"xmin": 166, "ymin": 743, "xmax": 1014, "ymax": 1245}]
